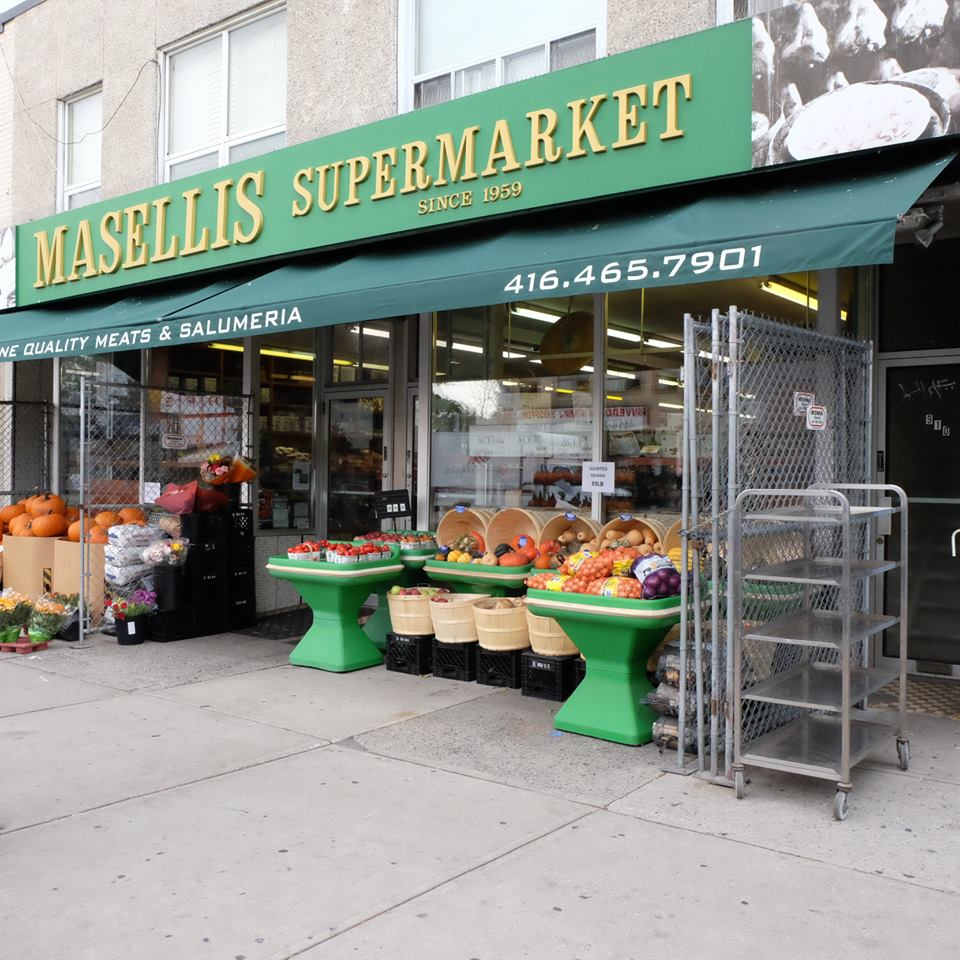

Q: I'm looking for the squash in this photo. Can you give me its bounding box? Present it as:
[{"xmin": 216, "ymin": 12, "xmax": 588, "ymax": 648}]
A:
[
  {"xmin": 499, "ymin": 551, "xmax": 529, "ymax": 567},
  {"xmin": 119, "ymin": 507, "xmax": 146, "ymax": 525},
  {"xmin": 87, "ymin": 526, "xmax": 109, "ymax": 544},
  {"xmin": 8, "ymin": 513, "xmax": 31, "ymax": 535},
  {"xmin": 94, "ymin": 511, "xmax": 121, "ymax": 530},
  {"xmin": 64, "ymin": 506, "xmax": 81, "ymax": 523},
  {"xmin": 481, "ymin": 553, "xmax": 499, "ymax": 565},
  {"xmin": 493, "ymin": 543, "xmax": 514, "ymax": 558},
  {"xmin": 0, "ymin": 503, "xmax": 25, "ymax": 524},
  {"xmin": 67, "ymin": 520, "xmax": 82, "ymax": 543},
  {"xmin": 29, "ymin": 493, "xmax": 66, "ymax": 517},
  {"xmin": 31, "ymin": 514, "xmax": 69, "ymax": 537},
  {"xmin": 14, "ymin": 519, "xmax": 34, "ymax": 536}
]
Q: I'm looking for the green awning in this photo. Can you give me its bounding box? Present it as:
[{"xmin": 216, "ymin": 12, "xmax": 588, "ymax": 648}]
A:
[{"xmin": 0, "ymin": 150, "xmax": 952, "ymax": 359}]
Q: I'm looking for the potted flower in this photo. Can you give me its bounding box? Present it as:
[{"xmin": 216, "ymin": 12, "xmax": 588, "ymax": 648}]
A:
[
  {"xmin": 0, "ymin": 590, "xmax": 33, "ymax": 644},
  {"xmin": 200, "ymin": 453, "xmax": 233, "ymax": 486},
  {"xmin": 108, "ymin": 589, "xmax": 157, "ymax": 645},
  {"xmin": 29, "ymin": 596, "xmax": 71, "ymax": 644}
]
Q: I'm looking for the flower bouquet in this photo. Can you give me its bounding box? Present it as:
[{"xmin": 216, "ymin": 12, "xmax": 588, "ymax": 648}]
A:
[
  {"xmin": 0, "ymin": 590, "xmax": 33, "ymax": 643},
  {"xmin": 141, "ymin": 538, "xmax": 190, "ymax": 567},
  {"xmin": 200, "ymin": 453, "xmax": 233, "ymax": 486},
  {"xmin": 107, "ymin": 589, "xmax": 157, "ymax": 645},
  {"xmin": 29, "ymin": 596, "xmax": 72, "ymax": 643},
  {"xmin": 228, "ymin": 454, "xmax": 257, "ymax": 483}
]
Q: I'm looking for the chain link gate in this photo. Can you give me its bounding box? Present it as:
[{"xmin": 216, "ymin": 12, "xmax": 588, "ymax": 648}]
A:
[
  {"xmin": 673, "ymin": 308, "xmax": 872, "ymax": 781},
  {"xmin": 0, "ymin": 399, "xmax": 53, "ymax": 505},
  {"xmin": 60, "ymin": 371, "xmax": 253, "ymax": 643}
]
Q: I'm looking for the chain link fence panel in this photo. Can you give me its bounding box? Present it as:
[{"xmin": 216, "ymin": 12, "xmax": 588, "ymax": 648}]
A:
[{"xmin": 0, "ymin": 399, "xmax": 53, "ymax": 506}]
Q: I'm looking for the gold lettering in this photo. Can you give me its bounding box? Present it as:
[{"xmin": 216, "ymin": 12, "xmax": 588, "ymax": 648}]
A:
[
  {"xmin": 526, "ymin": 108, "xmax": 563, "ymax": 167},
  {"xmin": 434, "ymin": 128, "xmax": 479, "ymax": 186},
  {"xmin": 370, "ymin": 148, "xmax": 397, "ymax": 201},
  {"xmin": 122, "ymin": 203, "xmax": 150, "ymax": 269},
  {"xmin": 211, "ymin": 178, "xmax": 234, "ymax": 250},
  {"xmin": 400, "ymin": 141, "xmax": 432, "ymax": 194},
  {"xmin": 418, "ymin": 199, "xmax": 428, "ymax": 215},
  {"xmin": 97, "ymin": 211, "xmax": 123, "ymax": 274},
  {"xmin": 461, "ymin": 190, "xmax": 473, "ymax": 207},
  {"xmin": 66, "ymin": 220, "xmax": 98, "ymax": 281},
  {"xmin": 567, "ymin": 95, "xmax": 607, "ymax": 158},
  {"xmin": 181, "ymin": 188, "xmax": 210, "ymax": 256},
  {"xmin": 291, "ymin": 168, "xmax": 314, "ymax": 216},
  {"xmin": 150, "ymin": 197, "xmax": 178, "ymax": 263},
  {"xmin": 344, "ymin": 156, "xmax": 371, "ymax": 207},
  {"xmin": 449, "ymin": 193, "xmax": 460, "ymax": 209},
  {"xmin": 482, "ymin": 119, "xmax": 522, "ymax": 177},
  {"xmin": 317, "ymin": 162, "xmax": 344, "ymax": 212},
  {"xmin": 653, "ymin": 74, "xmax": 692, "ymax": 140},
  {"xmin": 234, "ymin": 171, "xmax": 265, "ymax": 244},
  {"xmin": 33, "ymin": 226, "xmax": 68, "ymax": 288},
  {"xmin": 612, "ymin": 85, "xmax": 648, "ymax": 149}
]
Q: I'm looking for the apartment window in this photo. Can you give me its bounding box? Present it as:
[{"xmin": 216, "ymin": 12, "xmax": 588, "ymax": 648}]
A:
[
  {"xmin": 722, "ymin": 0, "xmax": 788, "ymax": 20},
  {"xmin": 59, "ymin": 89, "xmax": 102, "ymax": 211},
  {"xmin": 163, "ymin": 5, "xmax": 286, "ymax": 181},
  {"xmin": 408, "ymin": 0, "xmax": 604, "ymax": 110}
]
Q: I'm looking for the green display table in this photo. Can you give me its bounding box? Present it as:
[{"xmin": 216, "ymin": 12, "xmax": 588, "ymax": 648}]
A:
[
  {"xmin": 423, "ymin": 560, "xmax": 532, "ymax": 597},
  {"xmin": 526, "ymin": 591, "xmax": 682, "ymax": 746},
  {"xmin": 360, "ymin": 550, "xmax": 434, "ymax": 651},
  {"xmin": 267, "ymin": 554, "xmax": 403, "ymax": 671}
]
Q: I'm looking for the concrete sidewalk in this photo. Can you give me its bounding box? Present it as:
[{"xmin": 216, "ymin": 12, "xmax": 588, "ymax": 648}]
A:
[{"xmin": 1, "ymin": 631, "xmax": 958, "ymax": 960}]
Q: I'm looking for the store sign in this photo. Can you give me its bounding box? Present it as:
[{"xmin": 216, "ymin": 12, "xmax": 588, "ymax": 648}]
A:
[
  {"xmin": 806, "ymin": 404, "xmax": 827, "ymax": 430},
  {"xmin": 582, "ymin": 460, "xmax": 615, "ymax": 493},
  {"xmin": 793, "ymin": 391, "xmax": 815, "ymax": 416},
  {"xmin": 15, "ymin": 24, "xmax": 752, "ymax": 307}
]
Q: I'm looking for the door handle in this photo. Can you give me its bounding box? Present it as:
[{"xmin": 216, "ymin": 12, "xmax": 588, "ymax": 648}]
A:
[{"xmin": 952, "ymin": 529, "xmax": 960, "ymax": 557}]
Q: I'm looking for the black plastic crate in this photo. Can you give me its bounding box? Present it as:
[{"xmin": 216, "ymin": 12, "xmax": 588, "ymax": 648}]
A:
[
  {"xmin": 225, "ymin": 566, "xmax": 254, "ymax": 592},
  {"xmin": 477, "ymin": 647, "xmax": 524, "ymax": 689},
  {"xmin": 186, "ymin": 569, "xmax": 225, "ymax": 608},
  {"xmin": 151, "ymin": 608, "xmax": 195, "ymax": 643},
  {"xmin": 180, "ymin": 511, "xmax": 227, "ymax": 544},
  {"xmin": 431, "ymin": 638, "xmax": 478, "ymax": 682},
  {"xmin": 521, "ymin": 651, "xmax": 581, "ymax": 702},
  {"xmin": 192, "ymin": 606, "xmax": 223, "ymax": 638},
  {"xmin": 188, "ymin": 539, "xmax": 225, "ymax": 564},
  {"xmin": 153, "ymin": 566, "xmax": 186, "ymax": 612},
  {"xmin": 225, "ymin": 594, "xmax": 256, "ymax": 630},
  {"xmin": 385, "ymin": 633, "xmax": 433, "ymax": 675},
  {"xmin": 226, "ymin": 539, "xmax": 255, "ymax": 567},
  {"xmin": 226, "ymin": 509, "xmax": 254, "ymax": 542}
]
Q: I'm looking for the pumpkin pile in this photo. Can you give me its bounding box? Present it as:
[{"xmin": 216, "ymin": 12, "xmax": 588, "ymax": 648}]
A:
[{"xmin": 0, "ymin": 495, "xmax": 146, "ymax": 542}]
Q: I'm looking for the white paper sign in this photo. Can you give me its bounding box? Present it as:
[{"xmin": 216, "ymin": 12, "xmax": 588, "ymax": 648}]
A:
[
  {"xmin": 582, "ymin": 461, "xmax": 615, "ymax": 493},
  {"xmin": 806, "ymin": 405, "xmax": 827, "ymax": 430},
  {"xmin": 126, "ymin": 621, "xmax": 136, "ymax": 636},
  {"xmin": 161, "ymin": 433, "xmax": 186, "ymax": 450},
  {"xmin": 793, "ymin": 391, "xmax": 815, "ymax": 416}
]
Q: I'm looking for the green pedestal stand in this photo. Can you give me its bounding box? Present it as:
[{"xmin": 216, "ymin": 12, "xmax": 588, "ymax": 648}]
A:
[
  {"xmin": 267, "ymin": 555, "xmax": 404, "ymax": 671},
  {"xmin": 361, "ymin": 552, "xmax": 433, "ymax": 651},
  {"xmin": 526, "ymin": 591, "xmax": 682, "ymax": 746},
  {"xmin": 423, "ymin": 560, "xmax": 532, "ymax": 597}
]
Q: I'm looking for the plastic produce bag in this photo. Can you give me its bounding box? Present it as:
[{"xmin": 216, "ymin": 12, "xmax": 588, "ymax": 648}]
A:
[
  {"xmin": 108, "ymin": 523, "xmax": 167, "ymax": 547},
  {"xmin": 105, "ymin": 544, "xmax": 154, "ymax": 566},
  {"xmin": 104, "ymin": 562, "xmax": 152, "ymax": 586}
]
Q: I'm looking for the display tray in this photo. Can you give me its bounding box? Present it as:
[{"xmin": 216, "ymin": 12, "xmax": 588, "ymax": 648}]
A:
[
  {"xmin": 267, "ymin": 546, "xmax": 401, "ymax": 576},
  {"xmin": 525, "ymin": 590, "xmax": 683, "ymax": 616},
  {"xmin": 424, "ymin": 560, "xmax": 533, "ymax": 583}
]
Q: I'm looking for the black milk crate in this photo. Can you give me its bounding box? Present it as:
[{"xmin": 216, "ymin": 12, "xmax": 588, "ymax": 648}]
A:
[
  {"xmin": 521, "ymin": 651, "xmax": 581, "ymax": 702},
  {"xmin": 226, "ymin": 539, "xmax": 255, "ymax": 567},
  {"xmin": 225, "ymin": 594, "xmax": 256, "ymax": 630},
  {"xmin": 186, "ymin": 567, "xmax": 226, "ymax": 606},
  {"xmin": 180, "ymin": 511, "xmax": 227, "ymax": 544},
  {"xmin": 226, "ymin": 508, "xmax": 254, "ymax": 543},
  {"xmin": 477, "ymin": 647, "xmax": 524, "ymax": 689},
  {"xmin": 385, "ymin": 632, "xmax": 433, "ymax": 675},
  {"xmin": 153, "ymin": 565, "xmax": 186, "ymax": 612},
  {"xmin": 225, "ymin": 566, "xmax": 255, "ymax": 594},
  {"xmin": 576, "ymin": 657, "xmax": 586, "ymax": 687},
  {"xmin": 431, "ymin": 638, "xmax": 478, "ymax": 682},
  {"xmin": 151, "ymin": 608, "xmax": 195, "ymax": 643},
  {"xmin": 188, "ymin": 539, "xmax": 225, "ymax": 566},
  {"xmin": 192, "ymin": 606, "xmax": 223, "ymax": 638}
]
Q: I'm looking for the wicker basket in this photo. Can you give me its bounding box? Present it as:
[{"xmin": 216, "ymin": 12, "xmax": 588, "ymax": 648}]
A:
[
  {"xmin": 474, "ymin": 602, "xmax": 530, "ymax": 651},
  {"xmin": 662, "ymin": 519, "xmax": 682, "ymax": 552},
  {"xmin": 429, "ymin": 593, "xmax": 490, "ymax": 643},
  {"xmin": 386, "ymin": 593, "xmax": 435, "ymax": 636},
  {"xmin": 598, "ymin": 513, "xmax": 680, "ymax": 552},
  {"xmin": 436, "ymin": 507, "xmax": 494, "ymax": 548},
  {"xmin": 525, "ymin": 607, "xmax": 579, "ymax": 656},
  {"xmin": 484, "ymin": 508, "xmax": 545, "ymax": 553},
  {"xmin": 540, "ymin": 511, "xmax": 600, "ymax": 547}
]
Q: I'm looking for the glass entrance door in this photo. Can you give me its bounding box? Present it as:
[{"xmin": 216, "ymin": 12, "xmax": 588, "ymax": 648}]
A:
[
  {"xmin": 326, "ymin": 393, "xmax": 389, "ymax": 538},
  {"xmin": 879, "ymin": 358, "xmax": 960, "ymax": 671}
]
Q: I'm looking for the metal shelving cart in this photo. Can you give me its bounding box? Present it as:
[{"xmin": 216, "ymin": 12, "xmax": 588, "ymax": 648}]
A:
[{"xmin": 730, "ymin": 483, "xmax": 909, "ymax": 820}]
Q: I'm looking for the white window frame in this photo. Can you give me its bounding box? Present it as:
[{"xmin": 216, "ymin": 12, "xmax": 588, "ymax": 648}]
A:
[
  {"xmin": 715, "ymin": 0, "xmax": 736, "ymax": 24},
  {"xmin": 397, "ymin": 0, "xmax": 607, "ymax": 113},
  {"xmin": 158, "ymin": 0, "xmax": 286, "ymax": 183},
  {"xmin": 57, "ymin": 85, "xmax": 103, "ymax": 213}
]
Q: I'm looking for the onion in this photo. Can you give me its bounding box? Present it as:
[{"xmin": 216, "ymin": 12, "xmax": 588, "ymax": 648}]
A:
[{"xmin": 643, "ymin": 582, "xmax": 658, "ymax": 600}]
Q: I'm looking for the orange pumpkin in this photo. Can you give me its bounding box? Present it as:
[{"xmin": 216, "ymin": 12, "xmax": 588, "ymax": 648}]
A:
[
  {"xmin": 64, "ymin": 506, "xmax": 81, "ymax": 523},
  {"xmin": 87, "ymin": 526, "xmax": 109, "ymax": 544},
  {"xmin": 118, "ymin": 507, "xmax": 146, "ymax": 525},
  {"xmin": 29, "ymin": 493, "xmax": 66, "ymax": 517},
  {"xmin": 31, "ymin": 514, "xmax": 69, "ymax": 537},
  {"xmin": 94, "ymin": 511, "xmax": 121, "ymax": 530},
  {"xmin": 0, "ymin": 503, "xmax": 25, "ymax": 524},
  {"xmin": 68, "ymin": 520, "xmax": 82, "ymax": 542},
  {"xmin": 14, "ymin": 520, "xmax": 34, "ymax": 536},
  {"xmin": 8, "ymin": 513, "xmax": 32, "ymax": 535}
]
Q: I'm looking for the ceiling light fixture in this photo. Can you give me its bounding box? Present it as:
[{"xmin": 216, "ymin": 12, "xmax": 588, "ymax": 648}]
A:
[
  {"xmin": 512, "ymin": 307, "xmax": 559, "ymax": 323},
  {"xmin": 760, "ymin": 280, "xmax": 848, "ymax": 320},
  {"xmin": 208, "ymin": 342, "xmax": 244, "ymax": 352}
]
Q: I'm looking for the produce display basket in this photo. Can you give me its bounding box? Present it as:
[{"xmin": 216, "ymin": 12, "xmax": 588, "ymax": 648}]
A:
[
  {"xmin": 598, "ymin": 513, "xmax": 679, "ymax": 551},
  {"xmin": 386, "ymin": 592, "xmax": 436, "ymax": 636},
  {"xmin": 525, "ymin": 606, "xmax": 579, "ymax": 657},
  {"xmin": 435, "ymin": 507, "xmax": 494, "ymax": 548},
  {"xmin": 429, "ymin": 593, "xmax": 490, "ymax": 643},
  {"xmin": 474, "ymin": 600, "xmax": 530, "ymax": 651},
  {"xmin": 485, "ymin": 508, "xmax": 545, "ymax": 551},
  {"xmin": 423, "ymin": 559, "xmax": 533, "ymax": 597},
  {"xmin": 540, "ymin": 511, "xmax": 600, "ymax": 546}
]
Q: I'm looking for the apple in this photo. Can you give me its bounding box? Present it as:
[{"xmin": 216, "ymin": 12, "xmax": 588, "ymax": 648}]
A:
[{"xmin": 389, "ymin": 585, "xmax": 402, "ymax": 596}]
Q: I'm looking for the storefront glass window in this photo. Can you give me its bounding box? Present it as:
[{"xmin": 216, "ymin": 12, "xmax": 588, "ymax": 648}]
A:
[
  {"xmin": 151, "ymin": 342, "xmax": 243, "ymax": 394},
  {"xmin": 257, "ymin": 330, "xmax": 315, "ymax": 531},
  {"xmin": 328, "ymin": 321, "xmax": 392, "ymax": 384},
  {"xmin": 430, "ymin": 297, "xmax": 594, "ymax": 524}
]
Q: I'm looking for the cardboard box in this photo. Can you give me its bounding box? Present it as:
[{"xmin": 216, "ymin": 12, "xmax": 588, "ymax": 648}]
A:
[
  {"xmin": 52, "ymin": 540, "xmax": 106, "ymax": 612},
  {"xmin": 2, "ymin": 536, "xmax": 60, "ymax": 599}
]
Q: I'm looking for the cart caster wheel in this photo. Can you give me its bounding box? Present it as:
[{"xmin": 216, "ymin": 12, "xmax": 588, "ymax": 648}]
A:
[
  {"xmin": 897, "ymin": 739, "xmax": 910, "ymax": 771},
  {"xmin": 734, "ymin": 769, "xmax": 746, "ymax": 800},
  {"xmin": 833, "ymin": 790, "xmax": 849, "ymax": 821}
]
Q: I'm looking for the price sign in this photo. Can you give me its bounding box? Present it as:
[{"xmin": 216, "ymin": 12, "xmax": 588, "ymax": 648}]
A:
[
  {"xmin": 806, "ymin": 405, "xmax": 827, "ymax": 430},
  {"xmin": 793, "ymin": 392, "xmax": 815, "ymax": 416},
  {"xmin": 374, "ymin": 489, "xmax": 411, "ymax": 519},
  {"xmin": 161, "ymin": 433, "xmax": 186, "ymax": 450},
  {"xmin": 582, "ymin": 461, "xmax": 615, "ymax": 493}
]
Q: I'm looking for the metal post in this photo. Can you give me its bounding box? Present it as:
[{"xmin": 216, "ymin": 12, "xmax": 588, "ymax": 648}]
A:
[
  {"xmin": 678, "ymin": 316, "xmax": 693, "ymax": 772},
  {"xmin": 78, "ymin": 375, "xmax": 87, "ymax": 648},
  {"xmin": 724, "ymin": 306, "xmax": 740, "ymax": 779},
  {"xmin": 709, "ymin": 309, "xmax": 722, "ymax": 777}
]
